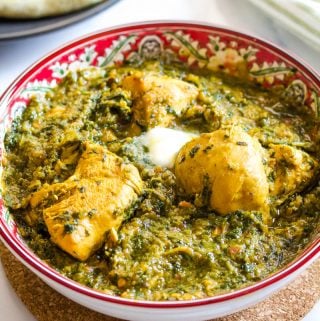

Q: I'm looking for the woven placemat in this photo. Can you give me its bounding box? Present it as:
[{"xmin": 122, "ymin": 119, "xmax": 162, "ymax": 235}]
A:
[{"xmin": 0, "ymin": 241, "xmax": 319, "ymax": 321}]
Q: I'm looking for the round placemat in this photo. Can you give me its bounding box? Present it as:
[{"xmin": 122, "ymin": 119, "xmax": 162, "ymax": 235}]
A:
[{"xmin": 0, "ymin": 241, "xmax": 319, "ymax": 321}]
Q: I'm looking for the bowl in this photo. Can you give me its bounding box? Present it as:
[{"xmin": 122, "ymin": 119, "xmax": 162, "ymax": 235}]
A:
[{"xmin": 0, "ymin": 21, "xmax": 319, "ymax": 321}]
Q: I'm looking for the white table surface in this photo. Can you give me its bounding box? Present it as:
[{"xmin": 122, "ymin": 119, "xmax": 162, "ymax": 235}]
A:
[{"xmin": 0, "ymin": 0, "xmax": 319, "ymax": 320}]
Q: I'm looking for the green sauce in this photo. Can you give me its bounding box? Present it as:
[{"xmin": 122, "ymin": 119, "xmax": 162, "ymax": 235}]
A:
[{"xmin": 2, "ymin": 61, "xmax": 320, "ymax": 300}]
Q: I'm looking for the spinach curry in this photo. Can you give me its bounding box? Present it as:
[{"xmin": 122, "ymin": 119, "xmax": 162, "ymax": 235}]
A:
[{"xmin": 3, "ymin": 61, "xmax": 320, "ymax": 301}]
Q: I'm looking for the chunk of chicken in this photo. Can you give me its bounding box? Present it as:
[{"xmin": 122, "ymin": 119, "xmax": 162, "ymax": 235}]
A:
[
  {"xmin": 122, "ymin": 72, "xmax": 198, "ymax": 129},
  {"xmin": 268, "ymin": 143, "xmax": 318, "ymax": 205},
  {"xmin": 30, "ymin": 142, "xmax": 143, "ymax": 261},
  {"xmin": 174, "ymin": 127, "xmax": 270, "ymax": 221}
]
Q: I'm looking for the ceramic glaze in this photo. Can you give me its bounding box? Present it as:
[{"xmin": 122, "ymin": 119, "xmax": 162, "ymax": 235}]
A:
[{"xmin": 0, "ymin": 22, "xmax": 319, "ymax": 321}]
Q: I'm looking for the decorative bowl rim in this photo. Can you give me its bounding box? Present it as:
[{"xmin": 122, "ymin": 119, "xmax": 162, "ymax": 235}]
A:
[{"xmin": 0, "ymin": 20, "xmax": 319, "ymax": 309}]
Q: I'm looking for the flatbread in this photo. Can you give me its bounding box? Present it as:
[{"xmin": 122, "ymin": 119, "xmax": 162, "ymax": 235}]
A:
[{"xmin": 0, "ymin": 0, "xmax": 104, "ymax": 19}]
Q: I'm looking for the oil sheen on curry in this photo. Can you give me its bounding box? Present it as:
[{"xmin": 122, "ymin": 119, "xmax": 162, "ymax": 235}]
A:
[{"xmin": 3, "ymin": 61, "xmax": 320, "ymax": 301}]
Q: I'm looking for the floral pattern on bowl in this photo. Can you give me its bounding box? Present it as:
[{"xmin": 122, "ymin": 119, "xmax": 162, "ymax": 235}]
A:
[
  {"xmin": 3, "ymin": 24, "xmax": 320, "ymax": 116},
  {"xmin": 0, "ymin": 22, "xmax": 319, "ymax": 321}
]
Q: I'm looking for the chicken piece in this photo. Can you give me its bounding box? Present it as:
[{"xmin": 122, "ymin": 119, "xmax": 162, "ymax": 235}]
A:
[
  {"xmin": 267, "ymin": 144, "xmax": 318, "ymax": 205},
  {"xmin": 174, "ymin": 127, "xmax": 270, "ymax": 221},
  {"xmin": 122, "ymin": 71, "xmax": 198, "ymax": 129},
  {"xmin": 30, "ymin": 142, "xmax": 143, "ymax": 261}
]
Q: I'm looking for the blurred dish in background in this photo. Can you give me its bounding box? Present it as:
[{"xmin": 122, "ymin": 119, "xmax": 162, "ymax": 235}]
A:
[
  {"xmin": 0, "ymin": 0, "xmax": 119, "ymax": 40},
  {"xmin": 248, "ymin": 0, "xmax": 320, "ymax": 51},
  {"xmin": 0, "ymin": 0, "xmax": 103, "ymax": 19}
]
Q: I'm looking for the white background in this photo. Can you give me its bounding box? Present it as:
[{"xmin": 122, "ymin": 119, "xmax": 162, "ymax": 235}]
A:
[{"xmin": 0, "ymin": 0, "xmax": 319, "ymax": 320}]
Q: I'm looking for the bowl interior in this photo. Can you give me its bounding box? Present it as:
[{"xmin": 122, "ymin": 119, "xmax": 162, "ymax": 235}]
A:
[{"xmin": 0, "ymin": 22, "xmax": 319, "ymax": 307}]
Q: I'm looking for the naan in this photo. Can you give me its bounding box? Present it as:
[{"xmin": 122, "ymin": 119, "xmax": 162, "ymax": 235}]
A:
[{"xmin": 0, "ymin": 0, "xmax": 103, "ymax": 19}]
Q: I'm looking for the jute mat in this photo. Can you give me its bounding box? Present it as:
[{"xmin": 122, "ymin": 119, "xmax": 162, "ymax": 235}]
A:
[{"xmin": 0, "ymin": 241, "xmax": 319, "ymax": 321}]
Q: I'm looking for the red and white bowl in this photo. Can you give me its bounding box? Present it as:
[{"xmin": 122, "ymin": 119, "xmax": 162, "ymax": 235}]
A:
[{"xmin": 0, "ymin": 22, "xmax": 319, "ymax": 321}]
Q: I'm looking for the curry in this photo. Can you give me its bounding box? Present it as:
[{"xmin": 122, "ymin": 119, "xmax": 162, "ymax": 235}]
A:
[{"xmin": 2, "ymin": 61, "xmax": 320, "ymax": 300}]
